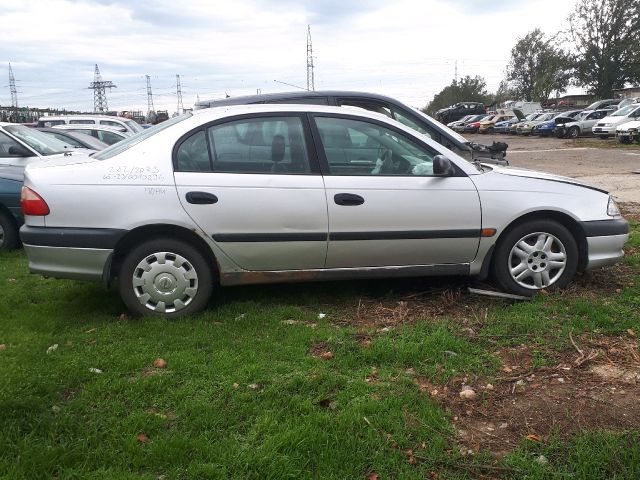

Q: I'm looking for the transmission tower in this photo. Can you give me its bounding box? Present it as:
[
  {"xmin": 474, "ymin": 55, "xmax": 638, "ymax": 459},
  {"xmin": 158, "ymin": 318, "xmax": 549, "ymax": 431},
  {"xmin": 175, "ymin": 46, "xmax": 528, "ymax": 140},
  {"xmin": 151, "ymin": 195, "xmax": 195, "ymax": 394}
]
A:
[
  {"xmin": 176, "ymin": 74, "xmax": 184, "ymax": 115},
  {"xmin": 8, "ymin": 63, "xmax": 18, "ymax": 122},
  {"xmin": 306, "ymin": 25, "xmax": 315, "ymax": 91},
  {"xmin": 145, "ymin": 75, "xmax": 155, "ymax": 115},
  {"xmin": 88, "ymin": 64, "xmax": 116, "ymax": 113}
]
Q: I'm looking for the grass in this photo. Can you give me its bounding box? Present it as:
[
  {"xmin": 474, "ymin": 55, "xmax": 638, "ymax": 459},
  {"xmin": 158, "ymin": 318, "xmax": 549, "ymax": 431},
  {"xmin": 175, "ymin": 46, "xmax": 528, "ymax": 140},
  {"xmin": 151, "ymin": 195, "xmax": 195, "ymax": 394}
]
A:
[{"xmin": 0, "ymin": 221, "xmax": 639, "ymax": 479}]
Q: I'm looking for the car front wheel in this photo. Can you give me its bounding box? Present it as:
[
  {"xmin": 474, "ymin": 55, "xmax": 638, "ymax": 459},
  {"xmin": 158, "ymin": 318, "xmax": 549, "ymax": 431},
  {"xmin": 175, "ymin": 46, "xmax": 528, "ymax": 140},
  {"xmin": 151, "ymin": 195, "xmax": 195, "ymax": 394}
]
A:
[
  {"xmin": 118, "ymin": 238, "xmax": 214, "ymax": 317},
  {"xmin": 492, "ymin": 220, "xmax": 578, "ymax": 296},
  {"xmin": 568, "ymin": 126, "xmax": 580, "ymax": 138}
]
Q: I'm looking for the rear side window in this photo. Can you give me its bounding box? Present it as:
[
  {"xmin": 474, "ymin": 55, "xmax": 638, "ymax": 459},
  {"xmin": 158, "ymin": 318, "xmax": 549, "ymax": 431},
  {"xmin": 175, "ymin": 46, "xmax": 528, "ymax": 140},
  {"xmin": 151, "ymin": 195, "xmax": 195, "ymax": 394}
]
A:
[
  {"xmin": 100, "ymin": 120, "xmax": 123, "ymax": 128},
  {"xmin": 70, "ymin": 120, "xmax": 95, "ymax": 125},
  {"xmin": 175, "ymin": 116, "xmax": 311, "ymax": 174}
]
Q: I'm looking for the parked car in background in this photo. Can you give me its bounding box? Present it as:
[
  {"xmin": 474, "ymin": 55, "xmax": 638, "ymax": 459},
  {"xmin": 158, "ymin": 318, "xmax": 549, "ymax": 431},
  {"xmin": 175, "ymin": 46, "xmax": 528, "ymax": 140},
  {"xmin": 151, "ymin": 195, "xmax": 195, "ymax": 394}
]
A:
[
  {"xmin": 434, "ymin": 102, "xmax": 486, "ymax": 124},
  {"xmin": 493, "ymin": 117, "xmax": 520, "ymax": 134},
  {"xmin": 616, "ymin": 97, "xmax": 639, "ymax": 109},
  {"xmin": 0, "ymin": 122, "xmax": 86, "ymax": 166},
  {"xmin": 447, "ymin": 115, "xmax": 475, "ymax": 129},
  {"xmin": 556, "ymin": 109, "xmax": 613, "ymax": 138},
  {"xmin": 0, "ymin": 165, "xmax": 23, "ymax": 251},
  {"xmin": 616, "ymin": 120, "xmax": 640, "ymax": 144},
  {"xmin": 51, "ymin": 124, "xmax": 131, "ymax": 146},
  {"xmin": 451, "ymin": 114, "xmax": 487, "ymax": 132},
  {"xmin": 20, "ymin": 104, "xmax": 628, "ymax": 318},
  {"xmin": 37, "ymin": 114, "xmax": 143, "ymax": 134},
  {"xmin": 516, "ymin": 112, "xmax": 556, "ymax": 135},
  {"xmin": 478, "ymin": 114, "xmax": 516, "ymax": 134},
  {"xmin": 196, "ymin": 91, "xmax": 506, "ymax": 163},
  {"xmin": 509, "ymin": 113, "xmax": 544, "ymax": 134},
  {"xmin": 37, "ymin": 128, "xmax": 109, "ymax": 151},
  {"xmin": 585, "ymin": 99, "xmax": 621, "ymax": 111},
  {"xmin": 533, "ymin": 111, "xmax": 583, "ymax": 137},
  {"xmin": 592, "ymin": 104, "xmax": 640, "ymax": 139}
]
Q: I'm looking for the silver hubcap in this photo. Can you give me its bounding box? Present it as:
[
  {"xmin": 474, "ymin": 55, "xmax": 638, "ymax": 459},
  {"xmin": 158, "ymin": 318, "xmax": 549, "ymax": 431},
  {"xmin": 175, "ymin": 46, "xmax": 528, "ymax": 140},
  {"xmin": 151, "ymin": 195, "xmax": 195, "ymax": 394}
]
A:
[
  {"xmin": 132, "ymin": 251, "xmax": 198, "ymax": 313},
  {"xmin": 508, "ymin": 232, "xmax": 567, "ymax": 290}
]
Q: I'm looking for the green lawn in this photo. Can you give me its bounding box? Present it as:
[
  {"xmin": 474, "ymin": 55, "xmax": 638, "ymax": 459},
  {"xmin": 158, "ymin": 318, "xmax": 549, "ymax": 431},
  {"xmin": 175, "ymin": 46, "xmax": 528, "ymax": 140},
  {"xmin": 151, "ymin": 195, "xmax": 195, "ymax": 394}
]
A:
[{"xmin": 1, "ymin": 221, "xmax": 639, "ymax": 479}]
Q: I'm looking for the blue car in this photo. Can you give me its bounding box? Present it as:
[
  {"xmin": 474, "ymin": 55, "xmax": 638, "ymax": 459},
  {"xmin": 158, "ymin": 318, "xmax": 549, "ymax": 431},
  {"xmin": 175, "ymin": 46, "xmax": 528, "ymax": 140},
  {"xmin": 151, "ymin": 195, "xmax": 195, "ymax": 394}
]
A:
[
  {"xmin": 534, "ymin": 119, "xmax": 557, "ymax": 136},
  {"xmin": 493, "ymin": 118, "xmax": 519, "ymax": 134},
  {"xmin": 0, "ymin": 165, "xmax": 24, "ymax": 250}
]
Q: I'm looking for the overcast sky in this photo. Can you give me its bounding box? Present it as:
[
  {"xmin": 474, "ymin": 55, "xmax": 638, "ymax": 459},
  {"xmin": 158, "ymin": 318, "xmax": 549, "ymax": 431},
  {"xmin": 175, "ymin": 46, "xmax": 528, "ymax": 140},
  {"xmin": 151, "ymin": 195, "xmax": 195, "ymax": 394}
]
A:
[{"xmin": 0, "ymin": 0, "xmax": 577, "ymax": 114}]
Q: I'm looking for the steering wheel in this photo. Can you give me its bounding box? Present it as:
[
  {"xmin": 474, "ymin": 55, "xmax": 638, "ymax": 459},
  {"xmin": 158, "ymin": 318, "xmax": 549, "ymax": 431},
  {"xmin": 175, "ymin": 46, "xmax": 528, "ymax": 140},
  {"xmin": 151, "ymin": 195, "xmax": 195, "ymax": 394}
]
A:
[{"xmin": 377, "ymin": 145, "xmax": 394, "ymax": 174}]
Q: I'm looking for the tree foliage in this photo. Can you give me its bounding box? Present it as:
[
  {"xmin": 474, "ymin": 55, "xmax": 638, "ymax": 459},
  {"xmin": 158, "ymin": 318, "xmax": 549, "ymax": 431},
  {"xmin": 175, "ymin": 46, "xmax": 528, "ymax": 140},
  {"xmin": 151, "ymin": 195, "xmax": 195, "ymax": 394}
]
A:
[
  {"xmin": 423, "ymin": 76, "xmax": 492, "ymax": 114},
  {"xmin": 506, "ymin": 29, "xmax": 573, "ymax": 103},
  {"xmin": 569, "ymin": 0, "xmax": 640, "ymax": 97}
]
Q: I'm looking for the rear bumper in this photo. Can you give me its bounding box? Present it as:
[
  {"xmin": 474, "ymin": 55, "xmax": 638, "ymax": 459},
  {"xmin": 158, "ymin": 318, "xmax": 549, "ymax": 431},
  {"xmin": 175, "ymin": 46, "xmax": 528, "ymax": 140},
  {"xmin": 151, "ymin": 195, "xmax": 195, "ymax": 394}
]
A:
[
  {"xmin": 20, "ymin": 225, "xmax": 124, "ymax": 281},
  {"xmin": 581, "ymin": 219, "xmax": 629, "ymax": 270}
]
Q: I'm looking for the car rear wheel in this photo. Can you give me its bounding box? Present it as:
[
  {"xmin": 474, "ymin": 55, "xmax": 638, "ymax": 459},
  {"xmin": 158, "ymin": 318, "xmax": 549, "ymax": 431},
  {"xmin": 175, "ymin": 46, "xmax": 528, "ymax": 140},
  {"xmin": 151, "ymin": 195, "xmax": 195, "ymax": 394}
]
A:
[
  {"xmin": 118, "ymin": 238, "xmax": 213, "ymax": 317},
  {"xmin": 0, "ymin": 211, "xmax": 18, "ymax": 251},
  {"xmin": 492, "ymin": 220, "xmax": 578, "ymax": 296},
  {"xmin": 568, "ymin": 126, "xmax": 580, "ymax": 138}
]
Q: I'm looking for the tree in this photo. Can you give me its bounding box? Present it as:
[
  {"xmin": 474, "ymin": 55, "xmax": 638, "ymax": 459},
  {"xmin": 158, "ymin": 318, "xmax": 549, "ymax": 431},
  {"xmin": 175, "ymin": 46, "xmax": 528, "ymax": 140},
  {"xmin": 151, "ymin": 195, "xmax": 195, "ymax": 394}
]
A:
[
  {"xmin": 423, "ymin": 75, "xmax": 492, "ymax": 114},
  {"xmin": 569, "ymin": 0, "xmax": 640, "ymax": 98},
  {"xmin": 505, "ymin": 29, "xmax": 574, "ymax": 103}
]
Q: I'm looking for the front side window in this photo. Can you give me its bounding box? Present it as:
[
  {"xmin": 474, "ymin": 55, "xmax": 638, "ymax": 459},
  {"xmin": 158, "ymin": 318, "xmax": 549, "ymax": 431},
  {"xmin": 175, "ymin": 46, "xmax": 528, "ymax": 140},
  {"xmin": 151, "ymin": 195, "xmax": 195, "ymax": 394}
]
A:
[
  {"xmin": 315, "ymin": 116, "xmax": 438, "ymax": 176},
  {"xmin": 207, "ymin": 116, "xmax": 311, "ymax": 174},
  {"xmin": 0, "ymin": 131, "xmax": 24, "ymax": 157},
  {"xmin": 100, "ymin": 120, "xmax": 123, "ymax": 127}
]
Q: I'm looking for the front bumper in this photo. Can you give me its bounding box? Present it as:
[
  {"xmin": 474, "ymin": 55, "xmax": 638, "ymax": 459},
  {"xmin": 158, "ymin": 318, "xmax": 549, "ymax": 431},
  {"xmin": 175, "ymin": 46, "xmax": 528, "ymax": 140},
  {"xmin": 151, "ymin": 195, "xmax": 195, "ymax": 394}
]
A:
[
  {"xmin": 593, "ymin": 126, "xmax": 616, "ymax": 136},
  {"xmin": 581, "ymin": 219, "xmax": 629, "ymax": 270}
]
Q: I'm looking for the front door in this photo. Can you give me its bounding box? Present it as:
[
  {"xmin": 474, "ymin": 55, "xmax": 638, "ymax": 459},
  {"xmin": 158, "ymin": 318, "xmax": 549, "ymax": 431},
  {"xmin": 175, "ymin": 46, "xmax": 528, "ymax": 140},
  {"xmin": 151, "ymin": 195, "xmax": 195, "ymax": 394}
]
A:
[
  {"xmin": 311, "ymin": 114, "xmax": 481, "ymax": 268},
  {"xmin": 174, "ymin": 114, "xmax": 328, "ymax": 271}
]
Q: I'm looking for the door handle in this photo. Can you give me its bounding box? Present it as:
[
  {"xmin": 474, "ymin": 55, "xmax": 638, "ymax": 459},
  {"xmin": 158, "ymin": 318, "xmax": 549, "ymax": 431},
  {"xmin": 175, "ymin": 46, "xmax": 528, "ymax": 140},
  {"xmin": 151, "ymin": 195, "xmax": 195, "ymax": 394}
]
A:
[
  {"xmin": 186, "ymin": 191, "xmax": 218, "ymax": 205},
  {"xmin": 334, "ymin": 193, "xmax": 364, "ymax": 206}
]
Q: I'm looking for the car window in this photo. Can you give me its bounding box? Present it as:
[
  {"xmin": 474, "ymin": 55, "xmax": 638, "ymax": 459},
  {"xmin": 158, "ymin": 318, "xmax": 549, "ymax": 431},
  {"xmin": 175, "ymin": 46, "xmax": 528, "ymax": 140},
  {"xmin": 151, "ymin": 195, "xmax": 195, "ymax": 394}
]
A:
[
  {"xmin": 391, "ymin": 109, "xmax": 433, "ymax": 138},
  {"xmin": 314, "ymin": 116, "xmax": 438, "ymax": 177},
  {"xmin": 38, "ymin": 120, "xmax": 65, "ymax": 127},
  {"xmin": 100, "ymin": 120, "xmax": 123, "ymax": 127},
  {"xmin": 49, "ymin": 132, "xmax": 83, "ymax": 147},
  {"xmin": 69, "ymin": 120, "xmax": 95, "ymax": 125},
  {"xmin": 268, "ymin": 97, "xmax": 329, "ymax": 105},
  {"xmin": 97, "ymin": 131, "xmax": 125, "ymax": 145},
  {"xmin": 177, "ymin": 116, "xmax": 311, "ymax": 175},
  {"xmin": 4, "ymin": 125, "xmax": 69, "ymax": 155},
  {"xmin": 0, "ymin": 131, "xmax": 24, "ymax": 157}
]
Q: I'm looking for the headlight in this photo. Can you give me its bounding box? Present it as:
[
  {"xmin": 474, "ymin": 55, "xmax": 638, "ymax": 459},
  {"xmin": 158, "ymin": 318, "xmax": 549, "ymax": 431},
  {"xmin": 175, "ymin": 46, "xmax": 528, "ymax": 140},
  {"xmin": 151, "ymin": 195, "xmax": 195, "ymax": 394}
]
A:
[{"xmin": 607, "ymin": 197, "xmax": 621, "ymax": 217}]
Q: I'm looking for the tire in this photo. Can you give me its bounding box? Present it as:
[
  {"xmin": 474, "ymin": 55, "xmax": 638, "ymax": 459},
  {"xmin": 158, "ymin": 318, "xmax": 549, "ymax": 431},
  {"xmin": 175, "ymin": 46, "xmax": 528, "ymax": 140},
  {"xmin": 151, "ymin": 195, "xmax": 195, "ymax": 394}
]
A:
[
  {"xmin": 618, "ymin": 136, "xmax": 631, "ymax": 144},
  {"xmin": 492, "ymin": 220, "xmax": 579, "ymax": 297},
  {"xmin": 118, "ymin": 238, "xmax": 214, "ymax": 318},
  {"xmin": 568, "ymin": 126, "xmax": 580, "ymax": 139},
  {"xmin": 0, "ymin": 211, "xmax": 18, "ymax": 251}
]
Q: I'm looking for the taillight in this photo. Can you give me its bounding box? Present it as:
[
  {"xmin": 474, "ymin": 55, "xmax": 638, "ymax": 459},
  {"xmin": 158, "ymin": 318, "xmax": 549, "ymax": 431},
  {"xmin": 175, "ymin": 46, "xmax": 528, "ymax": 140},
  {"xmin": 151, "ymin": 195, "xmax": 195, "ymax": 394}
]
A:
[{"xmin": 21, "ymin": 186, "xmax": 50, "ymax": 216}]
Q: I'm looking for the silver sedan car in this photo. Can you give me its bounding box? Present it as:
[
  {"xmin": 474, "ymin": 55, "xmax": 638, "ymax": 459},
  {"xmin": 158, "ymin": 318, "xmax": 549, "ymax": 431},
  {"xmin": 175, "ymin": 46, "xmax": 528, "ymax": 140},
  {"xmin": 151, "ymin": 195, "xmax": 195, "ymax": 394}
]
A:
[{"xmin": 20, "ymin": 105, "xmax": 629, "ymax": 317}]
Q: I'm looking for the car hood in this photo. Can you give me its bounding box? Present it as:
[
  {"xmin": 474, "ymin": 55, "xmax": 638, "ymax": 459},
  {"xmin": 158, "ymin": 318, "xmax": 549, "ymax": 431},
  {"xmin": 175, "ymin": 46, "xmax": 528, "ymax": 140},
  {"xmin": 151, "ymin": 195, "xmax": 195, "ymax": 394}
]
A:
[
  {"xmin": 487, "ymin": 165, "xmax": 607, "ymax": 193},
  {"xmin": 617, "ymin": 120, "xmax": 640, "ymax": 131}
]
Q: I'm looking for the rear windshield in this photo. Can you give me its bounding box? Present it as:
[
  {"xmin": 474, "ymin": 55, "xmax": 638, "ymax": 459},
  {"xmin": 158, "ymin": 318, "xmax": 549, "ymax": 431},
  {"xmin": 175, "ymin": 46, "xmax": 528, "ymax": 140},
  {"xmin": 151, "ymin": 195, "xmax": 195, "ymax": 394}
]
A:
[
  {"xmin": 4, "ymin": 125, "xmax": 71, "ymax": 155},
  {"xmin": 93, "ymin": 113, "xmax": 191, "ymax": 160}
]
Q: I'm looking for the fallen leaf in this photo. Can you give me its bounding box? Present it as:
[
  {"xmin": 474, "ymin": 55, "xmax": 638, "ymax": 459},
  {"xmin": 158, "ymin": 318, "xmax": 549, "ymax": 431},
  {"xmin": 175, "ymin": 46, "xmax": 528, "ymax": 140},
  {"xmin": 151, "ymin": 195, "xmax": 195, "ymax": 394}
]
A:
[
  {"xmin": 248, "ymin": 383, "xmax": 260, "ymax": 390},
  {"xmin": 88, "ymin": 367, "xmax": 103, "ymax": 374},
  {"xmin": 46, "ymin": 344, "xmax": 59, "ymax": 354},
  {"xmin": 526, "ymin": 434, "xmax": 541, "ymax": 442},
  {"xmin": 405, "ymin": 448, "xmax": 417, "ymax": 465},
  {"xmin": 7, "ymin": 278, "xmax": 16, "ymax": 283},
  {"xmin": 319, "ymin": 351, "xmax": 333, "ymax": 360},
  {"xmin": 232, "ymin": 383, "xmax": 239, "ymax": 389},
  {"xmin": 627, "ymin": 329, "xmax": 637, "ymax": 338},
  {"xmin": 317, "ymin": 313, "xmax": 326, "ymax": 319},
  {"xmin": 86, "ymin": 339, "xmax": 97, "ymax": 345},
  {"xmin": 118, "ymin": 313, "xmax": 128, "ymax": 322},
  {"xmin": 0, "ymin": 344, "xmax": 6, "ymax": 351},
  {"xmin": 153, "ymin": 358, "xmax": 167, "ymax": 369},
  {"xmin": 282, "ymin": 319, "xmax": 299, "ymax": 325},
  {"xmin": 367, "ymin": 473, "xmax": 379, "ymax": 480},
  {"xmin": 235, "ymin": 313, "xmax": 246, "ymax": 320},
  {"xmin": 136, "ymin": 433, "xmax": 149, "ymax": 443},
  {"xmin": 85, "ymin": 328, "xmax": 97, "ymax": 334},
  {"xmin": 501, "ymin": 366, "xmax": 513, "ymax": 373}
]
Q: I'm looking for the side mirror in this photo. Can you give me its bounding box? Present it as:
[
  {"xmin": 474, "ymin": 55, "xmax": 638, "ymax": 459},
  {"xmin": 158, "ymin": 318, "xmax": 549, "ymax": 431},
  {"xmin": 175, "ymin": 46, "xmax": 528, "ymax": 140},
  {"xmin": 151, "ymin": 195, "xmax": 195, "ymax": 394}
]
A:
[
  {"xmin": 8, "ymin": 145, "xmax": 33, "ymax": 157},
  {"xmin": 433, "ymin": 155, "xmax": 454, "ymax": 176}
]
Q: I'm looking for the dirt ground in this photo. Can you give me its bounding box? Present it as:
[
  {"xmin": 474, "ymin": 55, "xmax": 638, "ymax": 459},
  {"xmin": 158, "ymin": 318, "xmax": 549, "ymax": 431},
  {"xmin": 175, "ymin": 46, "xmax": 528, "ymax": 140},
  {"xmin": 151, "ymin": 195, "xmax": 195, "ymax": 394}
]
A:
[{"xmin": 467, "ymin": 133, "xmax": 640, "ymax": 203}]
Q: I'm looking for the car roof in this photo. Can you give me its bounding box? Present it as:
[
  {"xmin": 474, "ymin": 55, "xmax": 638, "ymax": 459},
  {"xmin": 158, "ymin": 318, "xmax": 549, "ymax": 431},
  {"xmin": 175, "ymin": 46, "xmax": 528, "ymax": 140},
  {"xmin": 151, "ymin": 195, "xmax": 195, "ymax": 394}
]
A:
[
  {"xmin": 52, "ymin": 124, "xmax": 129, "ymax": 134},
  {"xmin": 195, "ymin": 90, "xmax": 422, "ymax": 108},
  {"xmin": 38, "ymin": 114, "xmax": 130, "ymax": 121}
]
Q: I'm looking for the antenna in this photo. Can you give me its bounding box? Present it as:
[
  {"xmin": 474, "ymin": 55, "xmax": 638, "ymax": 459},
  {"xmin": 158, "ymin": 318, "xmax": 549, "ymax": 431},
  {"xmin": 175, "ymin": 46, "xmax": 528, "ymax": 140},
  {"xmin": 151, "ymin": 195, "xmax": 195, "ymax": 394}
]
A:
[
  {"xmin": 176, "ymin": 74, "xmax": 184, "ymax": 115},
  {"xmin": 8, "ymin": 63, "xmax": 18, "ymax": 122},
  {"xmin": 146, "ymin": 75, "xmax": 155, "ymax": 115},
  {"xmin": 306, "ymin": 25, "xmax": 315, "ymax": 91},
  {"xmin": 88, "ymin": 64, "xmax": 116, "ymax": 112}
]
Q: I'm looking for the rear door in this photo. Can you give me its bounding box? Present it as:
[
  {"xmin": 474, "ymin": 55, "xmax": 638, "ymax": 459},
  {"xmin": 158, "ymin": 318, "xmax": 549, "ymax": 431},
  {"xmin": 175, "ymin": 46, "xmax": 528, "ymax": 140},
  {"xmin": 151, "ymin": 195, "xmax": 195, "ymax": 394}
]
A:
[
  {"xmin": 173, "ymin": 114, "xmax": 329, "ymax": 271},
  {"xmin": 310, "ymin": 113, "xmax": 481, "ymax": 269}
]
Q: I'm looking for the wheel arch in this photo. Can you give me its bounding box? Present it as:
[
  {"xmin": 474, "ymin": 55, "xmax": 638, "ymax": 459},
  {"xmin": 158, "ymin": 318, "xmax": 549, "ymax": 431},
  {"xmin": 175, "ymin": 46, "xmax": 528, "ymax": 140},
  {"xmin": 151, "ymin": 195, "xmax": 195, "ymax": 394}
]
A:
[
  {"xmin": 107, "ymin": 223, "xmax": 219, "ymax": 285},
  {"xmin": 493, "ymin": 210, "xmax": 588, "ymax": 273}
]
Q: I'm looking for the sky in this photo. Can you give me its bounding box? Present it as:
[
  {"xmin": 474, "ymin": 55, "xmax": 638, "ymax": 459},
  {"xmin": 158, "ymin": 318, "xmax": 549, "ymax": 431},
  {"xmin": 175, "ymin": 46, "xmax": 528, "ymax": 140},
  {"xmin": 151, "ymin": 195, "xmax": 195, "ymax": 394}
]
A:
[{"xmin": 0, "ymin": 0, "xmax": 578, "ymax": 115}]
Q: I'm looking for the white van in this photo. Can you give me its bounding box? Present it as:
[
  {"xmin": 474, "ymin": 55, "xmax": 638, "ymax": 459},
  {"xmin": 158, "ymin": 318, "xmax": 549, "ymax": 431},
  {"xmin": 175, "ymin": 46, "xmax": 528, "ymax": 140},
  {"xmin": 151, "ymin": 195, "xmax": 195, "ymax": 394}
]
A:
[{"xmin": 37, "ymin": 115, "xmax": 143, "ymax": 134}]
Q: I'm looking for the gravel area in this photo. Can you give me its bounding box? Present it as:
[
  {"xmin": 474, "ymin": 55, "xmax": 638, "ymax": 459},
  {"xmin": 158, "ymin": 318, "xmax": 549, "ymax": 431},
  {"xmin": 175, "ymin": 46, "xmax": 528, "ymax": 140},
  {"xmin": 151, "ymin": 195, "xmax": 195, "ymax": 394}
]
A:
[{"xmin": 467, "ymin": 133, "xmax": 640, "ymax": 203}]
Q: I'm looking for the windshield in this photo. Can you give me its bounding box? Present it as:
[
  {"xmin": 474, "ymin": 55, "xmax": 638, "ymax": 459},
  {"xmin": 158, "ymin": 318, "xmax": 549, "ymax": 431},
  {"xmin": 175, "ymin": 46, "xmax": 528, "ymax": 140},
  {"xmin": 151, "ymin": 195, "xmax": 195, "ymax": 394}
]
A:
[
  {"xmin": 93, "ymin": 113, "xmax": 192, "ymax": 160},
  {"xmin": 536, "ymin": 113, "xmax": 554, "ymax": 121},
  {"xmin": 124, "ymin": 120, "xmax": 143, "ymax": 133},
  {"xmin": 611, "ymin": 105, "xmax": 636, "ymax": 116},
  {"xmin": 412, "ymin": 109, "xmax": 470, "ymax": 144},
  {"xmin": 4, "ymin": 125, "xmax": 71, "ymax": 155}
]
